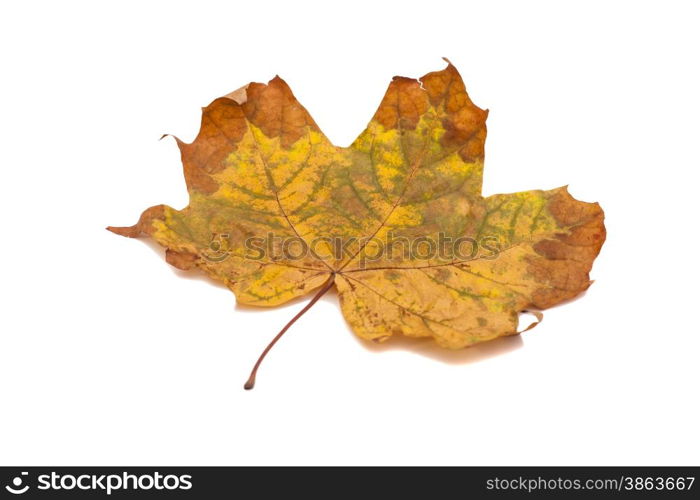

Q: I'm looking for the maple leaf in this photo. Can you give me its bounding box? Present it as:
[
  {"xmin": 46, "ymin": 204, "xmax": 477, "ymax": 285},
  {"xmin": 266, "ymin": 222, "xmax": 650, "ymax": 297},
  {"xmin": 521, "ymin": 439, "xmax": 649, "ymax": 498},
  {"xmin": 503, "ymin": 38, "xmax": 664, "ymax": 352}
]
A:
[{"xmin": 109, "ymin": 60, "xmax": 605, "ymax": 389}]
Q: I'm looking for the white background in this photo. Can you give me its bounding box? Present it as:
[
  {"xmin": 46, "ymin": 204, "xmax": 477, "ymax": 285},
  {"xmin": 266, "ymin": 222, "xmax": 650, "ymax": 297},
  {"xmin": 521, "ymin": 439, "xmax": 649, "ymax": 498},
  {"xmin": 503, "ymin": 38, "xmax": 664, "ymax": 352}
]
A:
[{"xmin": 1, "ymin": 0, "xmax": 698, "ymax": 466}]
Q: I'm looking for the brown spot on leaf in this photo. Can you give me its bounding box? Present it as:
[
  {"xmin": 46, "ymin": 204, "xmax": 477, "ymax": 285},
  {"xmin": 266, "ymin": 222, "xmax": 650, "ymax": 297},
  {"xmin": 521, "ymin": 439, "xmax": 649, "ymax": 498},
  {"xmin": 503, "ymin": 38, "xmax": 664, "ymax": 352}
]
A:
[
  {"xmin": 547, "ymin": 188, "xmax": 603, "ymax": 228},
  {"xmin": 527, "ymin": 194, "xmax": 604, "ymax": 307},
  {"xmin": 373, "ymin": 76, "xmax": 429, "ymax": 130},
  {"xmin": 242, "ymin": 76, "xmax": 319, "ymax": 148},
  {"xmin": 537, "ymin": 188, "xmax": 606, "ymax": 266},
  {"xmin": 435, "ymin": 268, "xmax": 451, "ymax": 281},
  {"xmin": 166, "ymin": 249, "xmax": 199, "ymax": 270},
  {"xmin": 383, "ymin": 270, "xmax": 401, "ymax": 281},
  {"xmin": 420, "ymin": 62, "xmax": 488, "ymax": 162},
  {"xmin": 107, "ymin": 205, "xmax": 165, "ymax": 238},
  {"xmin": 177, "ymin": 97, "xmax": 247, "ymax": 194},
  {"xmin": 526, "ymin": 255, "xmax": 594, "ymax": 308}
]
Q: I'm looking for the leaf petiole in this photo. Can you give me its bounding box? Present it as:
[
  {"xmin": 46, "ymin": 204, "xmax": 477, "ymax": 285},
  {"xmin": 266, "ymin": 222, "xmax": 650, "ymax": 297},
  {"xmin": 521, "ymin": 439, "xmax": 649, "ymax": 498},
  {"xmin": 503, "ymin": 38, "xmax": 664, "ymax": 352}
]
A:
[{"xmin": 244, "ymin": 272, "xmax": 336, "ymax": 390}]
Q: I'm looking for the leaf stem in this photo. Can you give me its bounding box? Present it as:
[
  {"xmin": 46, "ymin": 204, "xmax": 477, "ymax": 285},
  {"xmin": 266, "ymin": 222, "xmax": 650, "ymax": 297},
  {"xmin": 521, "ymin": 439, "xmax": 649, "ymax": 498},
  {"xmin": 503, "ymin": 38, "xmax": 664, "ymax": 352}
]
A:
[{"xmin": 244, "ymin": 272, "xmax": 336, "ymax": 390}]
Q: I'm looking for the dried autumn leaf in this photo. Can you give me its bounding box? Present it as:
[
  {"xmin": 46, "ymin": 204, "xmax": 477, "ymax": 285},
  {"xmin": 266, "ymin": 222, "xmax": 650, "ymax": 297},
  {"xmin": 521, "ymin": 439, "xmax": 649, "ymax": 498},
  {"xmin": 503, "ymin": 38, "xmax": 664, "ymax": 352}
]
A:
[{"xmin": 109, "ymin": 60, "xmax": 606, "ymax": 389}]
